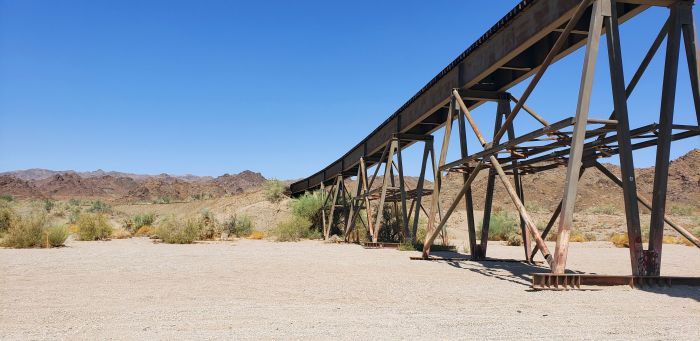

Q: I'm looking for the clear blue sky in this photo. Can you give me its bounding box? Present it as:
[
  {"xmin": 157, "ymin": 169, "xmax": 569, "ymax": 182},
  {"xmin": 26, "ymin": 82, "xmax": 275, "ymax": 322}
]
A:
[{"xmin": 1, "ymin": 0, "xmax": 698, "ymax": 179}]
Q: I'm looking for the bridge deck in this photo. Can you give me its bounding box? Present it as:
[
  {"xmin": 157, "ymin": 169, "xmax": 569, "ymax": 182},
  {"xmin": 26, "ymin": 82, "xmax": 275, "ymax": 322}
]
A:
[{"xmin": 291, "ymin": 0, "xmax": 667, "ymax": 196}]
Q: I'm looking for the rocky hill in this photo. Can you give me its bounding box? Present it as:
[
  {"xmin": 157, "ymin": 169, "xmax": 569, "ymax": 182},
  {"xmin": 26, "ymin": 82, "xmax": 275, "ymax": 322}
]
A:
[{"xmin": 0, "ymin": 169, "xmax": 266, "ymax": 203}]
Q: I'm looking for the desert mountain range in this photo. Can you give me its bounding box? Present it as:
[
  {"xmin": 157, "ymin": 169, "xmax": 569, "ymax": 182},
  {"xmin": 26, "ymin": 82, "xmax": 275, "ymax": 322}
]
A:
[
  {"xmin": 1, "ymin": 149, "xmax": 698, "ymax": 209},
  {"xmin": 0, "ymin": 169, "xmax": 265, "ymax": 202}
]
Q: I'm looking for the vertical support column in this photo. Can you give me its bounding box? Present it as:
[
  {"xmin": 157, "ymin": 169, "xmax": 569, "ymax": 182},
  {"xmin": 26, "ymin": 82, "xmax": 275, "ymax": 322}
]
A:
[
  {"xmin": 456, "ymin": 100, "xmax": 478, "ymax": 257},
  {"xmin": 648, "ymin": 3, "xmax": 683, "ymax": 276},
  {"xmin": 360, "ymin": 158, "xmax": 375, "ymax": 238},
  {"xmin": 680, "ymin": 3, "xmax": 700, "ymax": 125},
  {"xmin": 411, "ymin": 140, "xmax": 431, "ymax": 242},
  {"xmin": 504, "ymin": 98, "xmax": 531, "ymax": 260},
  {"xmin": 344, "ymin": 162, "xmax": 365, "ymax": 241},
  {"xmin": 553, "ymin": 0, "xmax": 605, "ymax": 274},
  {"xmin": 604, "ymin": 0, "xmax": 646, "ymax": 275},
  {"xmin": 395, "ymin": 142, "xmax": 410, "ymax": 241},
  {"xmin": 372, "ymin": 140, "xmax": 398, "ymax": 242},
  {"xmin": 425, "ymin": 99, "xmax": 455, "ymax": 250},
  {"xmin": 478, "ymin": 104, "xmax": 505, "ymax": 259},
  {"xmin": 325, "ymin": 175, "xmax": 342, "ymax": 240},
  {"xmin": 320, "ymin": 182, "xmax": 327, "ymax": 235}
]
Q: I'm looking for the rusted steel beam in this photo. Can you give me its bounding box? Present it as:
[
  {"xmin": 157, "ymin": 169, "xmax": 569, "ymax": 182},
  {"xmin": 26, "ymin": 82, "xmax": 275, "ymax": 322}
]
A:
[
  {"xmin": 648, "ymin": 3, "xmax": 683, "ymax": 276},
  {"xmin": 492, "ymin": 0, "xmax": 593, "ymax": 145},
  {"xmin": 554, "ymin": 0, "xmax": 607, "ymax": 275},
  {"xmin": 456, "ymin": 98, "xmax": 478, "ymax": 257},
  {"xmin": 681, "ymin": 4, "xmax": 700, "ymax": 124},
  {"xmin": 605, "ymin": 0, "xmax": 645, "ymax": 275},
  {"xmin": 532, "ymin": 273, "xmax": 700, "ymax": 290}
]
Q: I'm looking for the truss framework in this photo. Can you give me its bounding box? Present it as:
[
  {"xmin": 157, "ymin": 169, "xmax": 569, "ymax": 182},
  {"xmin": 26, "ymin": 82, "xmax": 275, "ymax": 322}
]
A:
[{"xmin": 314, "ymin": 0, "xmax": 699, "ymax": 279}]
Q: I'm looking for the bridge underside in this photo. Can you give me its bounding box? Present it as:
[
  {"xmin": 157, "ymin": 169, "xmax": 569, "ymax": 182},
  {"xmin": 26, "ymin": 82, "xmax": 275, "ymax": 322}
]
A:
[{"xmin": 294, "ymin": 0, "xmax": 700, "ymax": 282}]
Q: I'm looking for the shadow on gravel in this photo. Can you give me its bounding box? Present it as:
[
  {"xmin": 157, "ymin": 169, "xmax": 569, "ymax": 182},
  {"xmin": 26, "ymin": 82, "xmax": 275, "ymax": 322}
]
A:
[{"xmin": 424, "ymin": 251, "xmax": 700, "ymax": 300}]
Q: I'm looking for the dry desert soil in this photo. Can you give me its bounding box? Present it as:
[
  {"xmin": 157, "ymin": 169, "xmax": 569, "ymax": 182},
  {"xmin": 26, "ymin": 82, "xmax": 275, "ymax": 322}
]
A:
[{"xmin": 1, "ymin": 238, "xmax": 699, "ymax": 340}]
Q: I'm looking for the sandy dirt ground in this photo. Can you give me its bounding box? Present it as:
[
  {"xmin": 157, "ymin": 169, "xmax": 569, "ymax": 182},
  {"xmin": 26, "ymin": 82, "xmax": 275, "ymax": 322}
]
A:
[{"xmin": 1, "ymin": 238, "xmax": 699, "ymax": 340}]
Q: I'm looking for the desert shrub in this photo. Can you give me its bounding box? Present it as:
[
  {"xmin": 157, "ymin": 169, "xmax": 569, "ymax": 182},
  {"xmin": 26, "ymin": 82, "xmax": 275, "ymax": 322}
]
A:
[
  {"xmin": 669, "ymin": 205, "xmax": 694, "ymax": 216},
  {"xmin": 290, "ymin": 191, "xmax": 326, "ymax": 230},
  {"xmin": 570, "ymin": 231, "xmax": 589, "ymax": 242},
  {"xmin": 67, "ymin": 206, "xmax": 82, "ymax": 224},
  {"xmin": 263, "ymin": 179, "xmax": 287, "ymax": 203},
  {"xmin": 248, "ymin": 230, "xmax": 266, "ymax": 240},
  {"xmin": 223, "ymin": 214, "xmax": 254, "ymax": 237},
  {"xmin": 135, "ymin": 225, "xmax": 154, "ymax": 237},
  {"xmin": 398, "ymin": 242, "xmax": 418, "ymax": 251},
  {"xmin": 506, "ymin": 233, "xmax": 522, "ymax": 246},
  {"xmin": 46, "ymin": 225, "xmax": 69, "ymax": 247},
  {"xmin": 88, "ymin": 200, "xmax": 111, "ymax": 214},
  {"xmin": 124, "ymin": 213, "xmax": 156, "ymax": 233},
  {"xmin": 43, "ymin": 199, "xmax": 55, "ymax": 213},
  {"xmin": 477, "ymin": 211, "xmax": 519, "ymax": 241},
  {"xmin": 546, "ymin": 231, "xmax": 558, "ymax": 242},
  {"xmin": 584, "ymin": 232, "xmax": 597, "ymax": 241},
  {"xmin": 610, "ymin": 233, "xmax": 629, "ymax": 248},
  {"xmin": 2, "ymin": 210, "xmax": 48, "ymax": 248},
  {"xmin": 68, "ymin": 198, "xmax": 82, "ymax": 206},
  {"xmin": 111, "ymin": 228, "xmax": 132, "ymax": 239},
  {"xmin": 156, "ymin": 218, "xmax": 201, "ymax": 244},
  {"xmin": 0, "ymin": 195, "xmax": 14, "ymax": 202},
  {"xmin": 0, "ymin": 203, "xmax": 15, "ymax": 233},
  {"xmin": 76, "ymin": 213, "xmax": 113, "ymax": 241},
  {"xmin": 190, "ymin": 193, "xmax": 213, "ymax": 201},
  {"xmin": 590, "ymin": 204, "xmax": 617, "ymax": 215},
  {"xmin": 272, "ymin": 216, "xmax": 315, "ymax": 242},
  {"xmin": 197, "ymin": 209, "xmax": 221, "ymax": 240}
]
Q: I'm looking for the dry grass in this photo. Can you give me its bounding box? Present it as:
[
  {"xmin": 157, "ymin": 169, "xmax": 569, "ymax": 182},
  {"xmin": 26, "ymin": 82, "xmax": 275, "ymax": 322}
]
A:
[
  {"xmin": 111, "ymin": 228, "xmax": 132, "ymax": 239},
  {"xmin": 248, "ymin": 230, "xmax": 266, "ymax": 240},
  {"xmin": 135, "ymin": 225, "xmax": 154, "ymax": 237},
  {"xmin": 610, "ymin": 233, "xmax": 629, "ymax": 248}
]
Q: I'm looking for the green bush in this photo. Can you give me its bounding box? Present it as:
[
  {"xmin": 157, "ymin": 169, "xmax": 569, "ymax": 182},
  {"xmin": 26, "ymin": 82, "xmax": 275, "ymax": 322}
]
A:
[
  {"xmin": 0, "ymin": 195, "xmax": 14, "ymax": 202},
  {"xmin": 68, "ymin": 198, "xmax": 82, "ymax": 206},
  {"xmin": 263, "ymin": 179, "xmax": 287, "ymax": 203},
  {"xmin": 88, "ymin": 200, "xmax": 112, "ymax": 214},
  {"xmin": 124, "ymin": 213, "xmax": 156, "ymax": 233},
  {"xmin": 42, "ymin": 199, "xmax": 55, "ymax": 213},
  {"xmin": 2, "ymin": 210, "xmax": 48, "ymax": 248},
  {"xmin": 152, "ymin": 197, "xmax": 171, "ymax": 204},
  {"xmin": 477, "ymin": 211, "xmax": 519, "ymax": 241},
  {"xmin": 156, "ymin": 218, "xmax": 201, "ymax": 244},
  {"xmin": 68, "ymin": 206, "xmax": 81, "ymax": 224},
  {"xmin": 506, "ymin": 233, "xmax": 522, "ymax": 246},
  {"xmin": 290, "ymin": 191, "xmax": 326, "ymax": 230},
  {"xmin": 76, "ymin": 213, "xmax": 113, "ymax": 241},
  {"xmin": 198, "ymin": 209, "xmax": 220, "ymax": 240},
  {"xmin": 223, "ymin": 214, "xmax": 254, "ymax": 237},
  {"xmin": 272, "ymin": 216, "xmax": 317, "ymax": 242},
  {"xmin": 46, "ymin": 225, "xmax": 69, "ymax": 247},
  {"xmin": 0, "ymin": 203, "xmax": 15, "ymax": 233}
]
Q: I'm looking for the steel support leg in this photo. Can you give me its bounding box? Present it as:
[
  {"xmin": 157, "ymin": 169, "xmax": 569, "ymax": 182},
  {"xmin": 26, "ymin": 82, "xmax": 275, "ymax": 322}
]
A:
[
  {"xmin": 648, "ymin": 3, "xmax": 683, "ymax": 276},
  {"xmin": 372, "ymin": 140, "xmax": 397, "ymax": 242},
  {"xmin": 553, "ymin": 0, "xmax": 605, "ymax": 274},
  {"xmin": 478, "ymin": 105, "xmax": 505, "ymax": 259},
  {"xmin": 680, "ymin": 3, "xmax": 700, "ymax": 125},
  {"xmin": 456, "ymin": 99, "xmax": 478, "ymax": 257}
]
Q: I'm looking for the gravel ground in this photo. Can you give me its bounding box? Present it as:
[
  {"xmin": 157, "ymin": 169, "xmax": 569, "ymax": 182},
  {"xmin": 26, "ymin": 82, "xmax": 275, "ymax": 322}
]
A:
[{"xmin": 1, "ymin": 238, "xmax": 699, "ymax": 340}]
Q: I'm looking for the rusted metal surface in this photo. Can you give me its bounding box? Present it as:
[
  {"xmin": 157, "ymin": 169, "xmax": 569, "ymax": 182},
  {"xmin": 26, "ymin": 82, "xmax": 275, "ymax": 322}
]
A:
[
  {"xmin": 362, "ymin": 242, "xmax": 401, "ymax": 249},
  {"xmin": 532, "ymin": 273, "xmax": 700, "ymax": 289}
]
